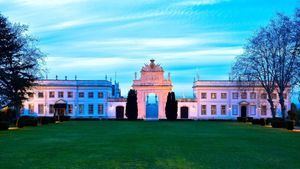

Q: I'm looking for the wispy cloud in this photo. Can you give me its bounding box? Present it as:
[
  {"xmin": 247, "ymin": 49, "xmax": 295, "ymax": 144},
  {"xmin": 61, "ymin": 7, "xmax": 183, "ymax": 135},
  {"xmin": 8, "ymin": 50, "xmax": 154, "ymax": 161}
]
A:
[
  {"xmin": 37, "ymin": 11, "xmax": 167, "ymax": 32},
  {"xmin": 14, "ymin": 0, "xmax": 86, "ymax": 7},
  {"xmin": 175, "ymin": 0, "xmax": 230, "ymax": 6}
]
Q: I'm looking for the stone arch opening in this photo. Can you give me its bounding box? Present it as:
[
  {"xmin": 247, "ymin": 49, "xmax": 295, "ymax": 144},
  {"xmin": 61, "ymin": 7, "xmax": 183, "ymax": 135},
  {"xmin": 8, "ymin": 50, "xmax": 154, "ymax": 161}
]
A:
[{"xmin": 145, "ymin": 93, "xmax": 159, "ymax": 119}]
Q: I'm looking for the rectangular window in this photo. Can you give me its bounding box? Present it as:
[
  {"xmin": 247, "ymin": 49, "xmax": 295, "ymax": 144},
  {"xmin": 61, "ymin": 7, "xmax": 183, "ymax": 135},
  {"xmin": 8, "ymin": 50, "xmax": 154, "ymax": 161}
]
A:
[
  {"xmin": 221, "ymin": 105, "xmax": 226, "ymax": 115},
  {"xmin": 88, "ymin": 104, "xmax": 94, "ymax": 114},
  {"xmin": 201, "ymin": 93, "xmax": 207, "ymax": 99},
  {"xmin": 79, "ymin": 92, "xmax": 84, "ymax": 98},
  {"xmin": 29, "ymin": 104, "xmax": 34, "ymax": 114},
  {"xmin": 88, "ymin": 92, "xmax": 94, "ymax": 98},
  {"xmin": 221, "ymin": 93, "xmax": 227, "ymax": 99},
  {"xmin": 232, "ymin": 92, "xmax": 238, "ymax": 99},
  {"xmin": 58, "ymin": 91, "xmax": 64, "ymax": 98},
  {"xmin": 250, "ymin": 92, "xmax": 256, "ymax": 99},
  {"xmin": 250, "ymin": 105, "xmax": 256, "ymax": 115},
  {"xmin": 211, "ymin": 105, "xmax": 216, "ymax": 115},
  {"xmin": 211, "ymin": 93, "xmax": 217, "ymax": 99},
  {"xmin": 38, "ymin": 104, "xmax": 44, "ymax": 114},
  {"xmin": 232, "ymin": 105, "xmax": 238, "ymax": 115},
  {"xmin": 201, "ymin": 105, "xmax": 206, "ymax": 115},
  {"xmin": 98, "ymin": 92, "xmax": 103, "ymax": 98},
  {"xmin": 28, "ymin": 92, "xmax": 34, "ymax": 99},
  {"xmin": 98, "ymin": 104, "xmax": 103, "ymax": 115},
  {"xmin": 241, "ymin": 92, "xmax": 247, "ymax": 99},
  {"xmin": 49, "ymin": 91, "xmax": 55, "ymax": 98},
  {"xmin": 261, "ymin": 93, "xmax": 267, "ymax": 99},
  {"xmin": 49, "ymin": 104, "xmax": 55, "ymax": 114},
  {"xmin": 261, "ymin": 105, "xmax": 267, "ymax": 116},
  {"xmin": 67, "ymin": 92, "xmax": 73, "ymax": 98},
  {"xmin": 271, "ymin": 93, "xmax": 277, "ymax": 100},
  {"xmin": 38, "ymin": 92, "xmax": 44, "ymax": 98},
  {"xmin": 79, "ymin": 104, "xmax": 84, "ymax": 114},
  {"xmin": 68, "ymin": 104, "xmax": 73, "ymax": 114}
]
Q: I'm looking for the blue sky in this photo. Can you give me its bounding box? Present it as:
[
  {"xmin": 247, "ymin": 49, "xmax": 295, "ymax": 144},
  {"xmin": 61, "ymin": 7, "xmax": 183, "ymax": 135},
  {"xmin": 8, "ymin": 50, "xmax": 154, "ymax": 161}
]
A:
[{"xmin": 0, "ymin": 0, "xmax": 299, "ymax": 101}]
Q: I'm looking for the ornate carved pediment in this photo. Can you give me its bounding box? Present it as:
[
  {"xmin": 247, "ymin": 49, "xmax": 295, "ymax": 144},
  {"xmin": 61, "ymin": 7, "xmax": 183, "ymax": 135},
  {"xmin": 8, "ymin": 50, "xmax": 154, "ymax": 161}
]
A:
[{"xmin": 141, "ymin": 59, "xmax": 164, "ymax": 72}]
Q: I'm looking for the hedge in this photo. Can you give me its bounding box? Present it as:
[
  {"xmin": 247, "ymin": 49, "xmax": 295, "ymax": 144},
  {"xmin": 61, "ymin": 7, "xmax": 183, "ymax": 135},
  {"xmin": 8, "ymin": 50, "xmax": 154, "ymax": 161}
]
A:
[
  {"xmin": 38, "ymin": 116, "xmax": 55, "ymax": 125},
  {"xmin": 16, "ymin": 116, "xmax": 38, "ymax": 128},
  {"xmin": 237, "ymin": 117, "xmax": 253, "ymax": 122},
  {"xmin": 285, "ymin": 120, "xmax": 295, "ymax": 130},
  {"xmin": 251, "ymin": 118, "xmax": 266, "ymax": 126},
  {"xmin": 271, "ymin": 118, "xmax": 284, "ymax": 128},
  {"xmin": 237, "ymin": 117, "xmax": 247, "ymax": 122},
  {"xmin": 54, "ymin": 115, "xmax": 71, "ymax": 122},
  {"xmin": 0, "ymin": 121, "xmax": 9, "ymax": 130}
]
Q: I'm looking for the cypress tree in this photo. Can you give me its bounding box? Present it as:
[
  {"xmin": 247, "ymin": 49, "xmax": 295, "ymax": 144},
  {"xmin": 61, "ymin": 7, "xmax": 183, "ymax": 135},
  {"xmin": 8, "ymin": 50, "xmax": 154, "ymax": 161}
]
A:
[
  {"xmin": 125, "ymin": 89, "xmax": 138, "ymax": 120},
  {"xmin": 165, "ymin": 92, "xmax": 178, "ymax": 120}
]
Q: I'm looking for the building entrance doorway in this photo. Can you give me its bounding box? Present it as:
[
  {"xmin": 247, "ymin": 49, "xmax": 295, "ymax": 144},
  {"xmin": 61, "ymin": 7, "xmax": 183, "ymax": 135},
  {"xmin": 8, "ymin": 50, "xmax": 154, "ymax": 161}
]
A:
[
  {"xmin": 241, "ymin": 105, "xmax": 247, "ymax": 118},
  {"xmin": 180, "ymin": 106, "xmax": 189, "ymax": 119},
  {"xmin": 116, "ymin": 106, "xmax": 124, "ymax": 119}
]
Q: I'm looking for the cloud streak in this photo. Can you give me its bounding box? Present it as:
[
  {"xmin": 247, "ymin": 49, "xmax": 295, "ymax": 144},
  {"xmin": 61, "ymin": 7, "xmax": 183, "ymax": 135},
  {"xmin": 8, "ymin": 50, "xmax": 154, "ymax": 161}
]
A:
[{"xmin": 174, "ymin": 0, "xmax": 230, "ymax": 6}]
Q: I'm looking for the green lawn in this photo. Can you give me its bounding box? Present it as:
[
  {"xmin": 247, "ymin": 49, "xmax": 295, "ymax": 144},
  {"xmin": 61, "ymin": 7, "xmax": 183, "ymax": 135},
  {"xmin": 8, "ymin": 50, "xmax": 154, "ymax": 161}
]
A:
[{"xmin": 0, "ymin": 121, "xmax": 300, "ymax": 169}]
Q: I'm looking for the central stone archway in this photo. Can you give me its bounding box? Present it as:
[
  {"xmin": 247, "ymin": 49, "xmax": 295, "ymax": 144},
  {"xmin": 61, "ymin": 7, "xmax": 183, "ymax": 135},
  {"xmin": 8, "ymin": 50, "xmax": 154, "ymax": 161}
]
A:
[
  {"xmin": 132, "ymin": 59, "xmax": 172, "ymax": 120},
  {"xmin": 146, "ymin": 93, "xmax": 159, "ymax": 119}
]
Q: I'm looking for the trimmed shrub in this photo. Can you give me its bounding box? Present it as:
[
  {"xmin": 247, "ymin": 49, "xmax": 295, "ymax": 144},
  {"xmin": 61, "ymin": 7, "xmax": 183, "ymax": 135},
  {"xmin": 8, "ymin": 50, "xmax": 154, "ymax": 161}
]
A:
[
  {"xmin": 247, "ymin": 117, "xmax": 253, "ymax": 122},
  {"xmin": 271, "ymin": 118, "xmax": 284, "ymax": 128},
  {"xmin": 72, "ymin": 118, "xmax": 100, "ymax": 121},
  {"xmin": 0, "ymin": 108, "xmax": 17, "ymax": 123},
  {"xmin": 16, "ymin": 116, "xmax": 38, "ymax": 128},
  {"xmin": 61, "ymin": 116, "xmax": 71, "ymax": 121},
  {"xmin": 251, "ymin": 118, "xmax": 266, "ymax": 126},
  {"xmin": 54, "ymin": 115, "xmax": 71, "ymax": 122},
  {"xmin": 285, "ymin": 120, "xmax": 295, "ymax": 130},
  {"xmin": 38, "ymin": 116, "xmax": 55, "ymax": 125},
  {"xmin": 237, "ymin": 117, "xmax": 247, "ymax": 122},
  {"xmin": 259, "ymin": 118, "xmax": 266, "ymax": 126},
  {"xmin": 0, "ymin": 121, "xmax": 9, "ymax": 130},
  {"xmin": 266, "ymin": 118, "xmax": 272, "ymax": 125},
  {"xmin": 252, "ymin": 119, "xmax": 260, "ymax": 125}
]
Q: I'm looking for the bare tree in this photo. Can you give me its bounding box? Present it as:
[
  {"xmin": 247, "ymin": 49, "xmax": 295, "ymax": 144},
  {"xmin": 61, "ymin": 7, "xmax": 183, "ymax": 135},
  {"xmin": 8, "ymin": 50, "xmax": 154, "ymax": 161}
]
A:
[
  {"xmin": 268, "ymin": 12, "xmax": 300, "ymax": 119},
  {"xmin": 231, "ymin": 27, "xmax": 278, "ymax": 118},
  {"xmin": 232, "ymin": 9, "xmax": 300, "ymax": 119}
]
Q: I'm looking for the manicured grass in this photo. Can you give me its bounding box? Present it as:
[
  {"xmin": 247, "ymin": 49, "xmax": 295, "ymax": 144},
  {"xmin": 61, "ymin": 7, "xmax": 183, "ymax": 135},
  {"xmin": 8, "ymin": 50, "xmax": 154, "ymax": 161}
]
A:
[{"xmin": 1, "ymin": 121, "xmax": 300, "ymax": 169}]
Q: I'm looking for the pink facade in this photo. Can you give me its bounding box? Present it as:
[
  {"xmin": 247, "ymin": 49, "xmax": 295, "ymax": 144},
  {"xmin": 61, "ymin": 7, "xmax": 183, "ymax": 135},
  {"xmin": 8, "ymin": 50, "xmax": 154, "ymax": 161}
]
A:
[
  {"xmin": 108, "ymin": 60, "xmax": 291, "ymax": 120},
  {"xmin": 132, "ymin": 59, "xmax": 172, "ymax": 119},
  {"xmin": 23, "ymin": 60, "xmax": 291, "ymax": 120}
]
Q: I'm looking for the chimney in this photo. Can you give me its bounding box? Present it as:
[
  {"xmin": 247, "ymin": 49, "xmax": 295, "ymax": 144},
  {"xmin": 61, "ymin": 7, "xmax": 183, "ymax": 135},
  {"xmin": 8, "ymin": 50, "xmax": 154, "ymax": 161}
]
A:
[
  {"xmin": 75, "ymin": 75, "xmax": 77, "ymax": 80},
  {"xmin": 65, "ymin": 76, "xmax": 67, "ymax": 80},
  {"xmin": 55, "ymin": 75, "xmax": 58, "ymax": 80}
]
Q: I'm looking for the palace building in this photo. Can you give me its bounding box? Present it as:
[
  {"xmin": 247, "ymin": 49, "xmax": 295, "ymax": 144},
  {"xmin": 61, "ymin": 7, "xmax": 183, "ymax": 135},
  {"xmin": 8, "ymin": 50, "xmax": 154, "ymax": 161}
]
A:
[{"xmin": 22, "ymin": 59, "xmax": 291, "ymax": 120}]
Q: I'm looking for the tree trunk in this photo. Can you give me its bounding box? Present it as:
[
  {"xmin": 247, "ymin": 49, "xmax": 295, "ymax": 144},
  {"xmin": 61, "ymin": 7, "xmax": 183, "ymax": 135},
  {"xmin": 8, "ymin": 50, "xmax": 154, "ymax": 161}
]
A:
[
  {"xmin": 278, "ymin": 91, "xmax": 286, "ymax": 120},
  {"xmin": 267, "ymin": 94, "xmax": 276, "ymax": 118}
]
